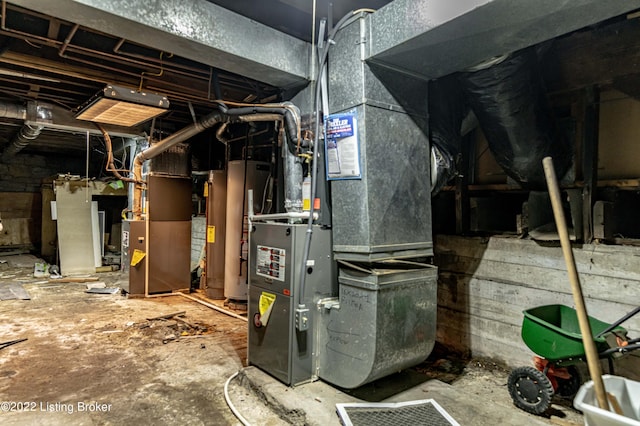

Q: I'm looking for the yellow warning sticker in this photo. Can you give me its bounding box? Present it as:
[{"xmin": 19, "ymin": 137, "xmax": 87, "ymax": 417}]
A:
[
  {"xmin": 207, "ymin": 225, "xmax": 216, "ymax": 243},
  {"xmin": 130, "ymin": 249, "xmax": 146, "ymax": 266},
  {"xmin": 259, "ymin": 292, "xmax": 276, "ymax": 326}
]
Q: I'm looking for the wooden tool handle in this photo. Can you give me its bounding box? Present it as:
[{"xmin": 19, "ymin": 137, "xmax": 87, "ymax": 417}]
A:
[{"xmin": 542, "ymin": 156, "xmax": 609, "ymax": 412}]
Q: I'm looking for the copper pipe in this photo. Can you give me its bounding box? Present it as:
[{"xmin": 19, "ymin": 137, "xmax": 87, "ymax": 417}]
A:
[
  {"xmin": 58, "ymin": 23, "xmax": 79, "ymax": 57},
  {"xmin": 96, "ymin": 124, "xmax": 139, "ymax": 184}
]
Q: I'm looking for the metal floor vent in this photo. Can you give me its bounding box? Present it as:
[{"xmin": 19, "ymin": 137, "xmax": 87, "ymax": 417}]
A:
[{"xmin": 336, "ymin": 399, "xmax": 460, "ymax": 426}]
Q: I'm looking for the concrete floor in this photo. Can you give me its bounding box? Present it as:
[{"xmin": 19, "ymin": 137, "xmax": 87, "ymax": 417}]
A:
[{"xmin": 0, "ymin": 254, "xmax": 586, "ymax": 425}]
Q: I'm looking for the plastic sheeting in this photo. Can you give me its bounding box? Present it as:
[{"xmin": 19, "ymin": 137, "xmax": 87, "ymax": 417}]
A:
[
  {"xmin": 459, "ymin": 47, "xmax": 572, "ymax": 189},
  {"xmin": 428, "ymin": 75, "xmax": 466, "ymax": 194}
]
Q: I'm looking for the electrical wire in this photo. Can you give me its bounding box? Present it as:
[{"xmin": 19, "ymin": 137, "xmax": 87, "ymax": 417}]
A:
[{"xmin": 224, "ymin": 371, "xmax": 252, "ymax": 426}]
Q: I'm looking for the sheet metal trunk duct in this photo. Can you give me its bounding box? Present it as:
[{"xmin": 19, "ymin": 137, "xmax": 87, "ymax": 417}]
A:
[
  {"xmin": 317, "ymin": 262, "xmax": 438, "ymax": 389},
  {"xmin": 458, "ymin": 48, "xmax": 572, "ymax": 188},
  {"xmin": 328, "ymin": 15, "xmax": 433, "ymax": 262}
]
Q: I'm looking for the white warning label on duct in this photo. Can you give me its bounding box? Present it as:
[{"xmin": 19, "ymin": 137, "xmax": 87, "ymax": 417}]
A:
[{"xmin": 256, "ymin": 245, "xmax": 286, "ymax": 282}]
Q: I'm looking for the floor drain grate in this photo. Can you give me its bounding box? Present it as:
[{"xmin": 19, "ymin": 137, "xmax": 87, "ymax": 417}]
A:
[{"xmin": 336, "ymin": 399, "xmax": 459, "ymax": 426}]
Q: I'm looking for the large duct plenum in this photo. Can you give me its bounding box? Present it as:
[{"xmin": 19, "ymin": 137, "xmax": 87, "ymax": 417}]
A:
[
  {"xmin": 458, "ymin": 48, "xmax": 572, "ymax": 188},
  {"xmin": 315, "ymin": 13, "xmax": 438, "ymax": 389},
  {"xmin": 318, "ymin": 263, "xmax": 438, "ymax": 389}
]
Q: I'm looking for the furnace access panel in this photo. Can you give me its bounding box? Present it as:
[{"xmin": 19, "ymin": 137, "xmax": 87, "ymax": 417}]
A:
[{"xmin": 248, "ymin": 222, "xmax": 335, "ymax": 386}]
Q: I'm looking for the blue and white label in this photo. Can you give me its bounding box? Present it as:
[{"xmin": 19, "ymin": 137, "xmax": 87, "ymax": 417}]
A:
[{"xmin": 325, "ymin": 112, "xmax": 361, "ymax": 180}]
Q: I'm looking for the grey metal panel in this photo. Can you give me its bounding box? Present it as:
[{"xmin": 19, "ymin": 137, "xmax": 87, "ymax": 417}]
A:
[
  {"xmin": 330, "ymin": 104, "xmax": 433, "ymax": 259},
  {"xmin": 10, "ymin": 0, "xmax": 310, "ymax": 88},
  {"xmin": 328, "ymin": 16, "xmax": 432, "ymax": 259},
  {"xmin": 248, "ymin": 285, "xmax": 292, "ymax": 384},
  {"xmin": 328, "ymin": 17, "xmax": 429, "ymax": 118},
  {"xmin": 368, "ymin": 0, "xmax": 640, "ymax": 79},
  {"xmin": 248, "ymin": 222, "xmax": 336, "ymax": 386},
  {"xmin": 318, "ymin": 264, "xmax": 438, "ymax": 389}
]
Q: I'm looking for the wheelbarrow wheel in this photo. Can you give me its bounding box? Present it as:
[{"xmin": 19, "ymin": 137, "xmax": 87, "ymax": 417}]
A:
[{"xmin": 508, "ymin": 366, "xmax": 554, "ymax": 415}]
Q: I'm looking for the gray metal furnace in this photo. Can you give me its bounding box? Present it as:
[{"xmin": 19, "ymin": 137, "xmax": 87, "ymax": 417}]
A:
[{"xmin": 248, "ymin": 222, "xmax": 335, "ymax": 386}]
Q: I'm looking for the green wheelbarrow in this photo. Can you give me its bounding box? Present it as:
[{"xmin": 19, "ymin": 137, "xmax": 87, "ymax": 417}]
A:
[{"xmin": 508, "ymin": 304, "xmax": 640, "ymax": 415}]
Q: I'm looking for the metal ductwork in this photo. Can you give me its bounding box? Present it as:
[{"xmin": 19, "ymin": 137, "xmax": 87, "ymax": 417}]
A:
[
  {"xmin": 131, "ymin": 103, "xmax": 302, "ymax": 219},
  {"xmin": 283, "ymin": 137, "xmax": 303, "ymax": 214},
  {"xmin": 0, "ymin": 101, "xmax": 27, "ymax": 120},
  {"xmin": 2, "ymin": 123, "xmax": 44, "ymax": 160},
  {"xmin": 0, "ymin": 101, "xmax": 52, "ymax": 160},
  {"xmin": 312, "ymin": 13, "xmax": 438, "ymax": 389}
]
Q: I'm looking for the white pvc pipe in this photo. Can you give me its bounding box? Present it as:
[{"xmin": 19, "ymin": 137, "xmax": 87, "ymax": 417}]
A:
[
  {"xmin": 142, "ymin": 292, "xmax": 247, "ymax": 322},
  {"xmin": 177, "ymin": 293, "xmax": 247, "ymax": 322},
  {"xmin": 249, "ymin": 211, "xmax": 318, "ymax": 221},
  {"xmin": 224, "ymin": 371, "xmax": 252, "ymax": 426}
]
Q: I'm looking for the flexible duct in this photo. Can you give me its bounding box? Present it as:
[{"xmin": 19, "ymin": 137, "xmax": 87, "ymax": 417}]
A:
[
  {"xmin": 458, "ymin": 47, "xmax": 572, "ymax": 188},
  {"xmin": 2, "ymin": 123, "xmax": 43, "ymax": 160}
]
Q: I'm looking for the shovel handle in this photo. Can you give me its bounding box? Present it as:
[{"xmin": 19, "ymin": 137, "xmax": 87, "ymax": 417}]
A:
[{"xmin": 543, "ymin": 157, "xmax": 610, "ymax": 412}]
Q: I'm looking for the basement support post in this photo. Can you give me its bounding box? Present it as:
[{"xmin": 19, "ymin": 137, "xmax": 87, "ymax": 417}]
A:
[{"xmin": 582, "ymin": 86, "xmax": 599, "ymax": 243}]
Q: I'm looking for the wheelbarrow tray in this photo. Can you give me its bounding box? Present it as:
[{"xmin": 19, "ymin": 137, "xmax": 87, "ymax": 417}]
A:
[{"xmin": 521, "ymin": 304, "xmax": 625, "ymax": 362}]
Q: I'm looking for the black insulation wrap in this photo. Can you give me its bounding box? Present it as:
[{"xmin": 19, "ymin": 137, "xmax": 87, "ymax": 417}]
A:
[
  {"xmin": 428, "ymin": 74, "xmax": 466, "ymax": 194},
  {"xmin": 459, "ymin": 48, "xmax": 572, "ymax": 189}
]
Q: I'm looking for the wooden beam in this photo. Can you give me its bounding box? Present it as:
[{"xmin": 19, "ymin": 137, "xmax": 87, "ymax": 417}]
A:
[{"xmin": 543, "ymin": 18, "xmax": 640, "ymax": 93}]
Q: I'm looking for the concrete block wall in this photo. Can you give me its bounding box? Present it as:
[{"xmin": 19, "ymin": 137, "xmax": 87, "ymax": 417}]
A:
[
  {"xmin": 434, "ymin": 235, "xmax": 640, "ymax": 378},
  {"xmin": 0, "ymin": 154, "xmax": 83, "ymax": 193}
]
